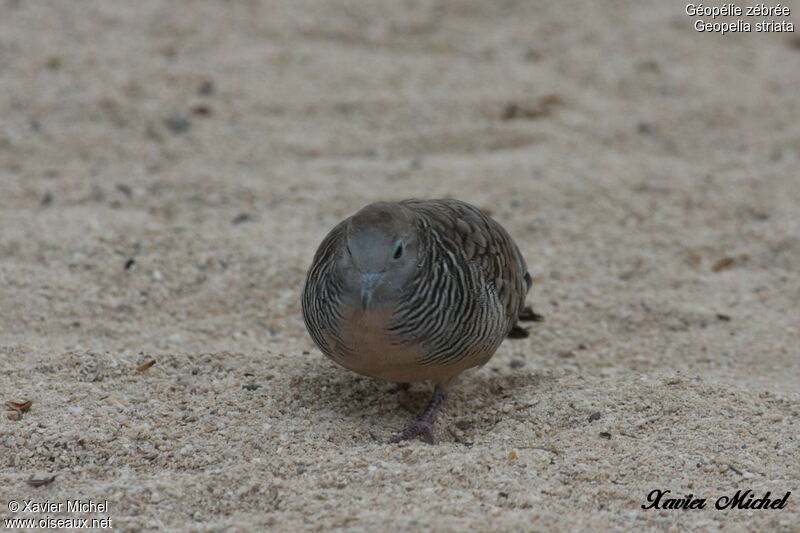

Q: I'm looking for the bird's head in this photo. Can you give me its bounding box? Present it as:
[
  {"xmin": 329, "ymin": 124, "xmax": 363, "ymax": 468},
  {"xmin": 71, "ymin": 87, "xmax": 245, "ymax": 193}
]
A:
[{"xmin": 339, "ymin": 202, "xmax": 420, "ymax": 310}]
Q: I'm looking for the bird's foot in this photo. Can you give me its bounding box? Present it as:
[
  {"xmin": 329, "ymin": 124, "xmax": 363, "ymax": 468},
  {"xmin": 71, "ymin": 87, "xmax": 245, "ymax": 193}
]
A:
[
  {"xmin": 518, "ymin": 306, "xmax": 544, "ymax": 322},
  {"xmin": 388, "ymin": 386, "xmax": 448, "ymax": 445},
  {"xmin": 388, "ymin": 421, "xmax": 436, "ymax": 445},
  {"xmin": 507, "ymin": 324, "xmax": 529, "ymax": 338}
]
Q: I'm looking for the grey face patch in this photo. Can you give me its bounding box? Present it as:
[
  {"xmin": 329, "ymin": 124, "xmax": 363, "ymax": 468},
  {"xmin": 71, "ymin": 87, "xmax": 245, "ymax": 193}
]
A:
[
  {"xmin": 336, "ymin": 202, "xmax": 421, "ymax": 311},
  {"xmin": 346, "ymin": 228, "xmax": 396, "ymax": 274}
]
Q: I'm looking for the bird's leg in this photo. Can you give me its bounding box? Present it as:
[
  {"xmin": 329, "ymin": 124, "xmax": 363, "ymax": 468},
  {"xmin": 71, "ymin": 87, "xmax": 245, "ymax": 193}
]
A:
[
  {"xmin": 509, "ymin": 306, "xmax": 544, "ymax": 338},
  {"xmin": 389, "ymin": 386, "xmax": 448, "ymax": 445},
  {"xmin": 390, "ymin": 382, "xmax": 411, "ymax": 393}
]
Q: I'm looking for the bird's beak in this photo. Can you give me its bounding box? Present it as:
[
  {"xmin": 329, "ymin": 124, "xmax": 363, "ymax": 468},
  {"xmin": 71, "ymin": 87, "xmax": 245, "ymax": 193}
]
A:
[{"xmin": 360, "ymin": 273, "xmax": 383, "ymax": 309}]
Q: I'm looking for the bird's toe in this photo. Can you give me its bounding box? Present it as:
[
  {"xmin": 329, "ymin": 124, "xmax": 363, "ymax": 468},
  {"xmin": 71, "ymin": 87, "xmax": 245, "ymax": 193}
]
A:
[{"xmin": 388, "ymin": 421, "xmax": 437, "ymax": 445}]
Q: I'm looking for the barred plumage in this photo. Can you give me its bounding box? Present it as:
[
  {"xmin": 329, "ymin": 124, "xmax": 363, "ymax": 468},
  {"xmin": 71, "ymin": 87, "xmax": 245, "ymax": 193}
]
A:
[{"xmin": 301, "ymin": 199, "xmax": 532, "ymax": 443}]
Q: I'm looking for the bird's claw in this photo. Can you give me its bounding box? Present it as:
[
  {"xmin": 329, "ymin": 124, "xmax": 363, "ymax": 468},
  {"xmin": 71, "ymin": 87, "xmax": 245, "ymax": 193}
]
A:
[{"xmin": 388, "ymin": 421, "xmax": 437, "ymax": 445}]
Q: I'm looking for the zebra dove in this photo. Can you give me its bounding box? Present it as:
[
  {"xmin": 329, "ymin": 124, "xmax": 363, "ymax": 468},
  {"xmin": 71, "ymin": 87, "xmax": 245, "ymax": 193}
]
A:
[{"xmin": 301, "ymin": 199, "xmax": 532, "ymax": 444}]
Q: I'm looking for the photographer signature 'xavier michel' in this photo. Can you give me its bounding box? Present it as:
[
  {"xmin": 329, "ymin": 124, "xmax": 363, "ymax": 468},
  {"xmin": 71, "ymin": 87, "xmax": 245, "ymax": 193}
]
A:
[{"xmin": 642, "ymin": 489, "xmax": 791, "ymax": 511}]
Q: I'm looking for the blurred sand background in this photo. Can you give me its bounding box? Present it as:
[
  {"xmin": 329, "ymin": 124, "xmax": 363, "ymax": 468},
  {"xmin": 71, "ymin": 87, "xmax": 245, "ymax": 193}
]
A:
[{"xmin": 1, "ymin": 1, "xmax": 799, "ymax": 531}]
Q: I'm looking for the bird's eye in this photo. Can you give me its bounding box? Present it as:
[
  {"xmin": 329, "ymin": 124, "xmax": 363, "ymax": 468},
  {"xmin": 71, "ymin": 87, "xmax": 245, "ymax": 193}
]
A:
[{"xmin": 392, "ymin": 241, "xmax": 404, "ymax": 260}]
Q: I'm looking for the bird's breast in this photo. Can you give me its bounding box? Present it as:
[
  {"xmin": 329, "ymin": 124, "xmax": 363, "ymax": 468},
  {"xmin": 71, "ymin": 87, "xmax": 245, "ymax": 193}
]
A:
[{"xmin": 325, "ymin": 304, "xmax": 433, "ymax": 382}]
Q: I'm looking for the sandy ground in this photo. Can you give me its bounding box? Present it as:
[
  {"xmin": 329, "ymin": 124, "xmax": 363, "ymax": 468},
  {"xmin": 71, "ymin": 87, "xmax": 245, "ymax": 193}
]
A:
[{"xmin": 1, "ymin": 1, "xmax": 799, "ymax": 531}]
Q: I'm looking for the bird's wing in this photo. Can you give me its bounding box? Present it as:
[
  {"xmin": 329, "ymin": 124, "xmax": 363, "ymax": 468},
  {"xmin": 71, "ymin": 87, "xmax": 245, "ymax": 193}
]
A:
[
  {"xmin": 301, "ymin": 219, "xmax": 348, "ymax": 356},
  {"xmin": 403, "ymin": 199, "xmax": 529, "ymax": 320}
]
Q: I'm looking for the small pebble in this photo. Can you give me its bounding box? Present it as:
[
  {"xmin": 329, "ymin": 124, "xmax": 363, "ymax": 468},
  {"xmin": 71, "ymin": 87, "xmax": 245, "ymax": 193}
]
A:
[
  {"xmin": 166, "ymin": 333, "xmax": 183, "ymax": 344},
  {"xmin": 164, "ymin": 113, "xmax": 191, "ymax": 134},
  {"xmin": 116, "ymin": 184, "xmax": 133, "ymax": 197},
  {"xmin": 191, "ymin": 104, "xmax": 211, "ymax": 116},
  {"xmin": 197, "ymin": 80, "xmax": 214, "ymax": 96},
  {"xmin": 232, "ymin": 213, "xmax": 251, "ymax": 225}
]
